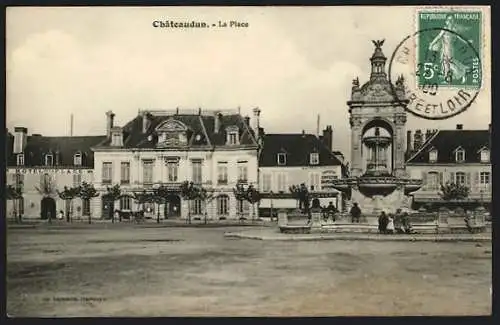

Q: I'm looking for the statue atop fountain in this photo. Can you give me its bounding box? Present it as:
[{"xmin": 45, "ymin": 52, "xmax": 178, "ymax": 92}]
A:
[{"xmin": 331, "ymin": 40, "xmax": 422, "ymax": 215}]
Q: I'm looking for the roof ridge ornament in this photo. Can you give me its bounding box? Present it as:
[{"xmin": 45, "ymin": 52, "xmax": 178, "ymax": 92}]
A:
[{"xmin": 372, "ymin": 39, "xmax": 385, "ymax": 49}]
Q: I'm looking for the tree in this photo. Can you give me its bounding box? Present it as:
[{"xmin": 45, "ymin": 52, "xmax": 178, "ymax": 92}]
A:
[
  {"xmin": 233, "ymin": 181, "xmax": 261, "ymax": 222},
  {"xmin": 180, "ymin": 181, "xmax": 199, "ymax": 224},
  {"xmin": 103, "ymin": 184, "xmax": 122, "ymax": 223},
  {"xmin": 57, "ymin": 186, "xmax": 79, "ymax": 222},
  {"xmin": 35, "ymin": 174, "xmax": 57, "ymax": 223},
  {"xmin": 6, "ymin": 184, "xmax": 23, "ymax": 223},
  {"xmin": 197, "ymin": 187, "xmax": 216, "ymax": 224},
  {"xmin": 439, "ymin": 182, "xmax": 470, "ymax": 201},
  {"xmin": 289, "ymin": 183, "xmax": 310, "ymax": 214},
  {"xmin": 76, "ymin": 182, "xmax": 100, "ymax": 224}
]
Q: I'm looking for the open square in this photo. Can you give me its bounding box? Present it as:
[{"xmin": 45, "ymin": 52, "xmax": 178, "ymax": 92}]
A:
[{"xmin": 7, "ymin": 225, "xmax": 492, "ymax": 316}]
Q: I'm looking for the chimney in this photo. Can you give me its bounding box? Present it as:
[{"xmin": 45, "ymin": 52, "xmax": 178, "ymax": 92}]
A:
[
  {"xmin": 252, "ymin": 107, "xmax": 261, "ymax": 137},
  {"xmin": 214, "ymin": 112, "xmax": 222, "ymax": 134},
  {"xmin": 141, "ymin": 111, "xmax": 150, "ymax": 133},
  {"xmin": 316, "ymin": 114, "xmax": 320, "ymax": 137},
  {"xmin": 406, "ymin": 130, "xmax": 412, "ymax": 153},
  {"xmin": 413, "ymin": 129, "xmax": 423, "ymax": 150},
  {"xmin": 488, "ymin": 124, "xmax": 491, "ymax": 133},
  {"xmin": 13, "ymin": 127, "xmax": 28, "ymax": 154},
  {"xmin": 456, "ymin": 124, "xmax": 463, "ymax": 130},
  {"xmin": 244, "ymin": 116, "xmax": 250, "ymax": 126},
  {"xmin": 322, "ymin": 125, "xmax": 333, "ymax": 151},
  {"xmin": 106, "ymin": 110, "xmax": 115, "ymax": 138}
]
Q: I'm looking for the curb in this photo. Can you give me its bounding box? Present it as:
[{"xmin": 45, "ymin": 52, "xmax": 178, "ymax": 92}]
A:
[{"xmin": 224, "ymin": 232, "xmax": 492, "ymax": 242}]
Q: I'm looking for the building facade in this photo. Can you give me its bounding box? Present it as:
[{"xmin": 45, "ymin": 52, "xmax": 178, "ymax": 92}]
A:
[
  {"xmin": 6, "ymin": 127, "xmax": 106, "ymax": 220},
  {"xmin": 91, "ymin": 108, "xmax": 260, "ymax": 220},
  {"xmin": 258, "ymin": 126, "xmax": 344, "ymax": 217},
  {"xmin": 405, "ymin": 124, "xmax": 491, "ymax": 209}
]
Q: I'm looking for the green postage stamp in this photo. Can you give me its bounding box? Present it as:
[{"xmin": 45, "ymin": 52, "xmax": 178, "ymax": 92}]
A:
[{"xmin": 416, "ymin": 9, "xmax": 482, "ymax": 89}]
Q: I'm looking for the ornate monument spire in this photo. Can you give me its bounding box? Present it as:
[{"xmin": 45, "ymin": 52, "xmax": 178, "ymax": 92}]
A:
[{"xmin": 370, "ymin": 39, "xmax": 387, "ymax": 80}]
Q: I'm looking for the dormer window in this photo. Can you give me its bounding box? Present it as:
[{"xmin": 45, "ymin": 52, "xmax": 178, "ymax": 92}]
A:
[
  {"xmin": 17, "ymin": 154, "xmax": 24, "ymax": 166},
  {"xmin": 429, "ymin": 149, "xmax": 438, "ymax": 163},
  {"xmin": 111, "ymin": 132, "xmax": 123, "ymax": 146},
  {"xmin": 310, "ymin": 153, "xmax": 319, "ymax": 165},
  {"xmin": 455, "ymin": 148, "xmax": 465, "ymax": 163},
  {"xmin": 45, "ymin": 154, "xmax": 54, "ymax": 166},
  {"xmin": 155, "ymin": 119, "xmax": 189, "ymax": 147},
  {"xmin": 74, "ymin": 152, "xmax": 82, "ymax": 166},
  {"xmin": 480, "ymin": 149, "xmax": 490, "ymax": 163},
  {"xmin": 277, "ymin": 153, "xmax": 287, "ymax": 165},
  {"xmin": 226, "ymin": 126, "xmax": 239, "ymax": 145}
]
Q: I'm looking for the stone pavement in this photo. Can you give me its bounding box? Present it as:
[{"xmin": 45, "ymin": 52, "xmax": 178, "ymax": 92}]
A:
[{"xmin": 224, "ymin": 227, "xmax": 492, "ymax": 242}]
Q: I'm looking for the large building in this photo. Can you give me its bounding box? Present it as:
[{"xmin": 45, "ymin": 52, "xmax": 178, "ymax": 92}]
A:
[
  {"xmin": 258, "ymin": 125, "xmax": 344, "ymax": 217},
  {"xmin": 405, "ymin": 124, "xmax": 491, "ymax": 210},
  {"xmin": 90, "ymin": 108, "xmax": 260, "ymax": 221},
  {"xmin": 6, "ymin": 127, "xmax": 106, "ymax": 220}
]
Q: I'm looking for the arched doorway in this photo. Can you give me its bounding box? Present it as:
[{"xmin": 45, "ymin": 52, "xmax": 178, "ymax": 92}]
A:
[
  {"xmin": 164, "ymin": 195, "xmax": 181, "ymax": 219},
  {"xmin": 41, "ymin": 197, "xmax": 56, "ymax": 220}
]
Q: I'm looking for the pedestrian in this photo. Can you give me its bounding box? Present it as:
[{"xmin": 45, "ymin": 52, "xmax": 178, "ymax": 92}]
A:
[
  {"xmin": 350, "ymin": 202, "xmax": 361, "ymax": 223},
  {"xmin": 58, "ymin": 210, "xmax": 64, "ymax": 220},
  {"xmin": 378, "ymin": 211, "xmax": 388, "ymax": 233},
  {"xmin": 387, "ymin": 214, "xmax": 395, "ymax": 234},
  {"xmin": 327, "ymin": 201, "xmax": 337, "ymax": 222}
]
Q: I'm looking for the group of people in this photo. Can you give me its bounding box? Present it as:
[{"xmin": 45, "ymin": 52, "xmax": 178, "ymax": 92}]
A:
[{"xmin": 378, "ymin": 209, "xmax": 414, "ymax": 234}]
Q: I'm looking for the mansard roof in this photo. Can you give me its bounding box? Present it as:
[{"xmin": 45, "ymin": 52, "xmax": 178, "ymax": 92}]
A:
[
  {"xmin": 259, "ymin": 133, "xmax": 343, "ymax": 167},
  {"xmin": 406, "ymin": 129, "xmax": 490, "ymax": 164},
  {"xmin": 95, "ymin": 111, "xmax": 258, "ymax": 149},
  {"xmin": 6, "ymin": 135, "xmax": 107, "ymax": 168}
]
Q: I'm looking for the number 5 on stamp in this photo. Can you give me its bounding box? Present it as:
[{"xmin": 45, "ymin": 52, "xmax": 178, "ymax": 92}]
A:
[{"xmin": 417, "ymin": 10, "xmax": 482, "ymax": 89}]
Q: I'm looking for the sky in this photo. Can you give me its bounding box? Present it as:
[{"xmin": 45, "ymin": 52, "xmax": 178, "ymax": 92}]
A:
[{"xmin": 6, "ymin": 6, "xmax": 491, "ymax": 160}]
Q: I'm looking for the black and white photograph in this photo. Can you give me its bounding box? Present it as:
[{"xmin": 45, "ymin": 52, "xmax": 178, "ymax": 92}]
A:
[{"xmin": 5, "ymin": 5, "xmax": 492, "ymax": 316}]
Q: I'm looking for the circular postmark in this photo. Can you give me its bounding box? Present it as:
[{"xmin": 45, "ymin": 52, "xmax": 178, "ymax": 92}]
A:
[{"xmin": 388, "ymin": 27, "xmax": 482, "ymax": 120}]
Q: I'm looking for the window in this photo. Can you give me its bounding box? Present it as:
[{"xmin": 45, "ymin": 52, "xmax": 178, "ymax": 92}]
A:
[
  {"xmin": 237, "ymin": 162, "xmax": 248, "ymax": 182},
  {"xmin": 429, "ymin": 150, "xmax": 438, "ymax": 162},
  {"xmin": 427, "ymin": 171, "xmax": 439, "ymax": 190},
  {"xmin": 480, "ymin": 172, "xmax": 490, "ymax": 185},
  {"xmin": 309, "ymin": 173, "xmax": 320, "ymax": 191},
  {"xmin": 112, "ymin": 133, "xmax": 122, "ymax": 146},
  {"xmin": 217, "ymin": 195, "xmax": 229, "ymax": 215},
  {"xmin": 228, "ymin": 132, "xmax": 238, "ymax": 145},
  {"xmin": 82, "ymin": 199, "xmax": 90, "ymax": 216},
  {"xmin": 45, "ymin": 154, "xmax": 54, "ymax": 166},
  {"xmin": 480, "ymin": 150, "xmax": 490, "ymax": 163},
  {"xmin": 455, "ymin": 172, "xmax": 466, "ymax": 185},
  {"xmin": 277, "ymin": 173, "xmax": 287, "ymax": 192},
  {"xmin": 74, "ymin": 153, "xmax": 82, "ymax": 166},
  {"xmin": 73, "ymin": 173, "xmax": 82, "ymax": 187},
  {"xmin": 217, "ymin": 162, "xmax": 228, "ymax": 184},
  {"xmin": 102, "ymin": 162, "xmax": 113, "ymax": 184},
  {"xmin": 17, "ymin": 154, "xmax": 24, "ymax": 166},
  {"xmin": 262, "ymin": 174, "xmax": 272, "ymax": 192},
  {"xmin": 310, "ymin": 153, "xmax": 319, "ymax": 165},
  {"xmin": 121, "ymin": 162, "xmax": 130, "ymax": 184},
  {"xmin": 455, "ymin": 149, "xmax": 465, "ymax": 162},
  {"xmin": 167, "ymin": 161, "xmax": 178, "ymax": 182},
  {"xmin": 120, "ymin": 196, "xmax": 131, "ymax": 210},
  {"xmin": 192, "ymin": 160, "xmax": 202, "ymax": 184},
  {"xmin": 143, "ymin": 160, "xmax": 154, "ymax": 185},
  {"xmin": 277, "ymin": 153, "xmax": 286, "ymax": 165},
  {"xmin": 237, "ymin": 200, "xmax": 250, "ymax": 214},
  {"xmin": 191, "ymin": 198, "xmax": 203, "ymax": 215}
]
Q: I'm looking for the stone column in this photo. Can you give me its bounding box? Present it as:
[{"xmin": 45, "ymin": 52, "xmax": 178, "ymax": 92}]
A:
[
  {"xmin": 393, "ymin": 115, "xmax": 407, "ymax": 177},
  {"xmin": 350, "ymin": 116, "xmax": 363, "ymax": 177}
]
